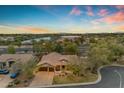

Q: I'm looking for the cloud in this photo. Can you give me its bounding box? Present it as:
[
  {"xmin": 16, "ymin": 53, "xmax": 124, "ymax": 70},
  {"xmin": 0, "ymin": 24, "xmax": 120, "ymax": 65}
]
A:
[
  {"xmin": 93, "ymin": 11, "xmax": 124, "ymax": 24},
  {"xmin": 86, "ymin": 6, "xmax": 94, "ymax": 16},
  {"xmin": 18, "ymin": 27, "xmax": 55, "ymax": 34},
  {"xmin": 0, "ymin": 25, "xmax": 27, "ymax": 34},
  {"xmin": 102, "ymin": 11, "xmax": 124, "ymax": 24},
  {"xmin": 90, "ymin": 20, "xmax": 101, "ymax": 25},
  {"xmin": 115, "ymin": 25, "xmax": 124, "ymax": 31},
  {"xmin": 69, "ymin": 6, "xmax": 82, "ymax": 16},
  {"xmin": 115, "ymin": 5, "xmax": 124, "ymax": 10},
  {"xmin": 0, "ymin": 25, "xmax": 56, "ymax": 34},
  {"xmin": 98, "ymin": 9, "xmax": 109, "ymax": 16}
]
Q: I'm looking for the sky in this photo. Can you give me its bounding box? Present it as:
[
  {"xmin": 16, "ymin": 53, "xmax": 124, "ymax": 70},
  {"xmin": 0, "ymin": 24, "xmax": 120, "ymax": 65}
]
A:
[{"xmin": 0, "ymin": 5, "xmax": 124, "ymax": 34}]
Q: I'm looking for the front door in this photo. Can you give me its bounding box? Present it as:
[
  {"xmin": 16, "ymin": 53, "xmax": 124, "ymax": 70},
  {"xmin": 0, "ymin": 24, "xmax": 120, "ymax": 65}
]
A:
[{"xmin": 49, "ymin": 67, "xmax": 54, "ymax": 72}]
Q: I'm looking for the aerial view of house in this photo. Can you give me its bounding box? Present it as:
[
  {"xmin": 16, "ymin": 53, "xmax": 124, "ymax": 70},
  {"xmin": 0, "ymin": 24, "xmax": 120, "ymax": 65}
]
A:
[
  {"xmin": 36, "ymin": 52, "xmax": 78, "ymax": 72},
  {"xmin": 29, "ymin": 52, "xmax": 79, "ymax": 87},
  {"xmin": 0, "ymin": 5, "xmax": 124, "ymax": 88}
]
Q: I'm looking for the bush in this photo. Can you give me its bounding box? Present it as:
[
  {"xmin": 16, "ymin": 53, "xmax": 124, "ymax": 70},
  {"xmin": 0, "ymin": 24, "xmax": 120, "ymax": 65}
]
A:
[{"xmin": 13, "ymin": 79, "xmax": 21, "ymax": 85}]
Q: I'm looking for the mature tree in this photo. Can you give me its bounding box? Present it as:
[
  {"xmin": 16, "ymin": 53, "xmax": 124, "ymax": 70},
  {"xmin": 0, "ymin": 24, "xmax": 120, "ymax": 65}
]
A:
[
  {"xmin": 108, "ymin": 43, "xmax": 124, "ymax": 63},
  {"xmin": 88, "ymin": 46, "xmax": 112, "ymax": 71},
  {"xmin": 16, "ymin": 40, "xmax": 21, "ymax": 47},
  {"xmin": 64, "ymin": 42, "xmax": 78, "ymax": 54},
  {"xmin": 15, "ymin": 36, "xmax": 22, "ymax": 47},
  {"xmin": 88, "ymin": 38, "xmax": 124, "ymax": 72},
  {"xmin": 67, "ymin": 57, "xmax": 88, "ymax": 76},
  {"xmin": 53, "ymin": 43, "xmax": 63, "ymax": 53},
  {"xmin": 7, "ymin": 45, "xmax": 16, "ymax": 54},
  {"xmin": 33, "ymin": 43, "xmax": 42, "ymax": 53},
  {"xmin": 80, "ymin": 35, "xmax": 85, "ymax": 44},
  {"xmin": 44, "ymin": 41, "xmax": 54, "ymax": 52},
  {"xmin": 21, "ymin": 60, "xmax": 37, "ymax": 79}
]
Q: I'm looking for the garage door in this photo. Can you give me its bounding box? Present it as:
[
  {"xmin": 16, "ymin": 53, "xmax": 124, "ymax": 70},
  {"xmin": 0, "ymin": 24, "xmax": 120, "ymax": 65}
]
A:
[
  {"xmin": 39, "ymin": 67, "xmax": 47, "ymax": 71},
  {"xmin": 38, "ymin": 67, "xmax": 54, "ymax": 72}
]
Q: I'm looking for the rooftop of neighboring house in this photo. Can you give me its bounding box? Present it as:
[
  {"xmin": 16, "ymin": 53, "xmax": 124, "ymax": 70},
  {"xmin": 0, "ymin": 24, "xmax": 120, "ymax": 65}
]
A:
[
  {"xmin": 0, "ymin": 54, "xmax": 34, "ymax": 64},
  {"xmin": 37, "ymin": 52, "xmax": 79, "ymax": 66}
]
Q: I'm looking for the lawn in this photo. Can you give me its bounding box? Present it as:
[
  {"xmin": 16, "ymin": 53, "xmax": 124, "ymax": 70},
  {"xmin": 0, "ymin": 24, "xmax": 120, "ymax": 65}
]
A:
[{"xmin": 53, "ymin": 73, "xmax": 98, "ymax": 84}]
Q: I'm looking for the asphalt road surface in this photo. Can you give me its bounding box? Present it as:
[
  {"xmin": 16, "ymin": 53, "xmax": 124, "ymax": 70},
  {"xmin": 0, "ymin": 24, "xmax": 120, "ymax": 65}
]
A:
[{"xmin": 54, "ymin": 66, "xmax": 124, "ymax": 88}]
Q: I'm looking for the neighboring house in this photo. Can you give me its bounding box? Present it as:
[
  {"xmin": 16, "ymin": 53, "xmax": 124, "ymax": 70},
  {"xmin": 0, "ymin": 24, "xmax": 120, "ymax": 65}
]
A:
[
  {"xmin": 35, "ymin": 52, "xmax": 78, "ymax": 74},
  {"xmin": 0, "ymin": 54, "xmax": 34, "ymax": 70}
]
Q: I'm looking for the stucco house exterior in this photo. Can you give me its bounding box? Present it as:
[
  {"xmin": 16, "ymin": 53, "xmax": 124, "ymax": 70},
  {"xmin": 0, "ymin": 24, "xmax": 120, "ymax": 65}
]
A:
[
  {"xmin": 0, "ymin": 54, "xmax": 34, "ymax": 70},
  {"xmin": 35, "ymin": 52, "xmax": 79, "ymax": 74}
]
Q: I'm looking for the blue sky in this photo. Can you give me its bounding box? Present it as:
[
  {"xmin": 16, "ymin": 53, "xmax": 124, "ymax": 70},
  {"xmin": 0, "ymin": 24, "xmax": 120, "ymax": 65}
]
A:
[{"xmin": 0, "ymin": 5, "xmax": 124, "ymax": 34}]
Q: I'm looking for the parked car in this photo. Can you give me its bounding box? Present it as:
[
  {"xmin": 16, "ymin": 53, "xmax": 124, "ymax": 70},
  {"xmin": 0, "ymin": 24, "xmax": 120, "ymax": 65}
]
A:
[
  {"xmin": 10, "ymin": 70, "xmax": 20, "ymax": 79},
  {"xmin": 0, "ymin": 69, "xmax": 9, "ymax": 74}
]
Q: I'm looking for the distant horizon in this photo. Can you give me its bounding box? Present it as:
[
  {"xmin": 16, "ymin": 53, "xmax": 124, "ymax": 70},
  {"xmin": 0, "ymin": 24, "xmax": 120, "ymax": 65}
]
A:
[
  {"xmin": 0, "ymin": 31, "xmax": 124, "ymax": 35},
  {"xmin": 0, "ymin": 5, "xmax": 124, "ymax": 34}
]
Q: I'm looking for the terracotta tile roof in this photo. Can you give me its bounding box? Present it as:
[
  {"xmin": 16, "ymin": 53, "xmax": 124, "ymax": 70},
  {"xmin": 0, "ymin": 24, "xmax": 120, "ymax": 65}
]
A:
[
  {"xmin": 37, "ymin": 52, "xmax": 78, "ymax": 66},
  {"xmin": 0, "ymin": 54, "xmax": 34, "ymax": 64}
]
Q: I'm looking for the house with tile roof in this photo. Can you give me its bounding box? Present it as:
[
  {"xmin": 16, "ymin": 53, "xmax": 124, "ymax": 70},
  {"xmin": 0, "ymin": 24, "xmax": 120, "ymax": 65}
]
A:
[
  {"xmin": 0, "ymin": 54, "xmax": 34, "ymax": 70},
  {"xmin": 35, "ymin": 52, "xmax": 79, "ymax": 74}
]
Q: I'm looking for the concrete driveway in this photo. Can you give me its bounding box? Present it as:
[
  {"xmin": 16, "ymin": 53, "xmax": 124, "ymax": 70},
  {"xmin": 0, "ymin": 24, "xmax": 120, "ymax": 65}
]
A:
[
  {"xmin": 0, "ymin": 75, "xmax": 13, "ymax": 88},
  {"xmin": 29, "ymin": 72, "xmax": 54, "ymax": 87}
]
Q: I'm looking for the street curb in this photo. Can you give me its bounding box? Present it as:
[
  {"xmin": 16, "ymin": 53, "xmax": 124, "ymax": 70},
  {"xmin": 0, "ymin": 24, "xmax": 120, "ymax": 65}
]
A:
[{"xmin": 29, "ymin": 64, "xmax": 124, "ymax": 88}]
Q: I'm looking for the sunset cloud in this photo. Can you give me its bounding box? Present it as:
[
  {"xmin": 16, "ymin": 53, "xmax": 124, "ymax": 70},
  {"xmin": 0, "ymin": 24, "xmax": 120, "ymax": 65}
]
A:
[
  {"xmin": 98, "ymin": 9, "xmax": 109, "ymax": 16},
  {"xmin": 0, "ymin": 25, "xmax": 56, "ymax": 34},
  {"xmin": 69, "ymin": 6, "xmax": 82, "ymax": 16},
  {"xmin": 102, "ymin": 11, "xmax": 124, "ymax": 24},
  {"xmin": 1, "ymin": 5, "xmax": 124, "ymax": 34},
  {"xmin": 115, "ymin": 25, "xmax": 124, "ymax": 31},
  {"xmin": 94, "ymin": 11, "xmax": 124, "ymax": 24},
  {"xmin": 0, "ymin": 25, "xmax": 28, "ymax": 34},
  {"xmin": 115, "ymin": 5, "xmax": 124, "ymax": 9},
  {"xmin": 18, "ymin": 27, "xmax": 55, "ymax": 34},
  {"xmin": 90, "ymin": 20, "xmax": 101, "ymax": 25},
  {"xmin": 86, "ymin": 6, "xmax": 94, "ymax": 16}
]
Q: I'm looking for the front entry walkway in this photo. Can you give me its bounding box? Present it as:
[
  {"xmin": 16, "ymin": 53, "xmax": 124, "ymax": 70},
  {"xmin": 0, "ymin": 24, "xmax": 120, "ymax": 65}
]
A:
[{"xmin": 29, "ymin": 72, "xmax": 54, "ymax": 87}]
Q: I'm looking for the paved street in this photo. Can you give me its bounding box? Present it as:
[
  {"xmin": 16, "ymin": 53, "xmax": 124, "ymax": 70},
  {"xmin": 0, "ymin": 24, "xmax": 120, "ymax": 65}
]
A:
[
  {"xmin": 0, "ymin": 75, "xmax": 13, "ymax": 88},
  {"xmin": 52, "ymin": 66, "xmax": 124, "ymax": 88},
  {"xmin": 29, "ymin": 72, "xmax": 54, "ymax": 87}
]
